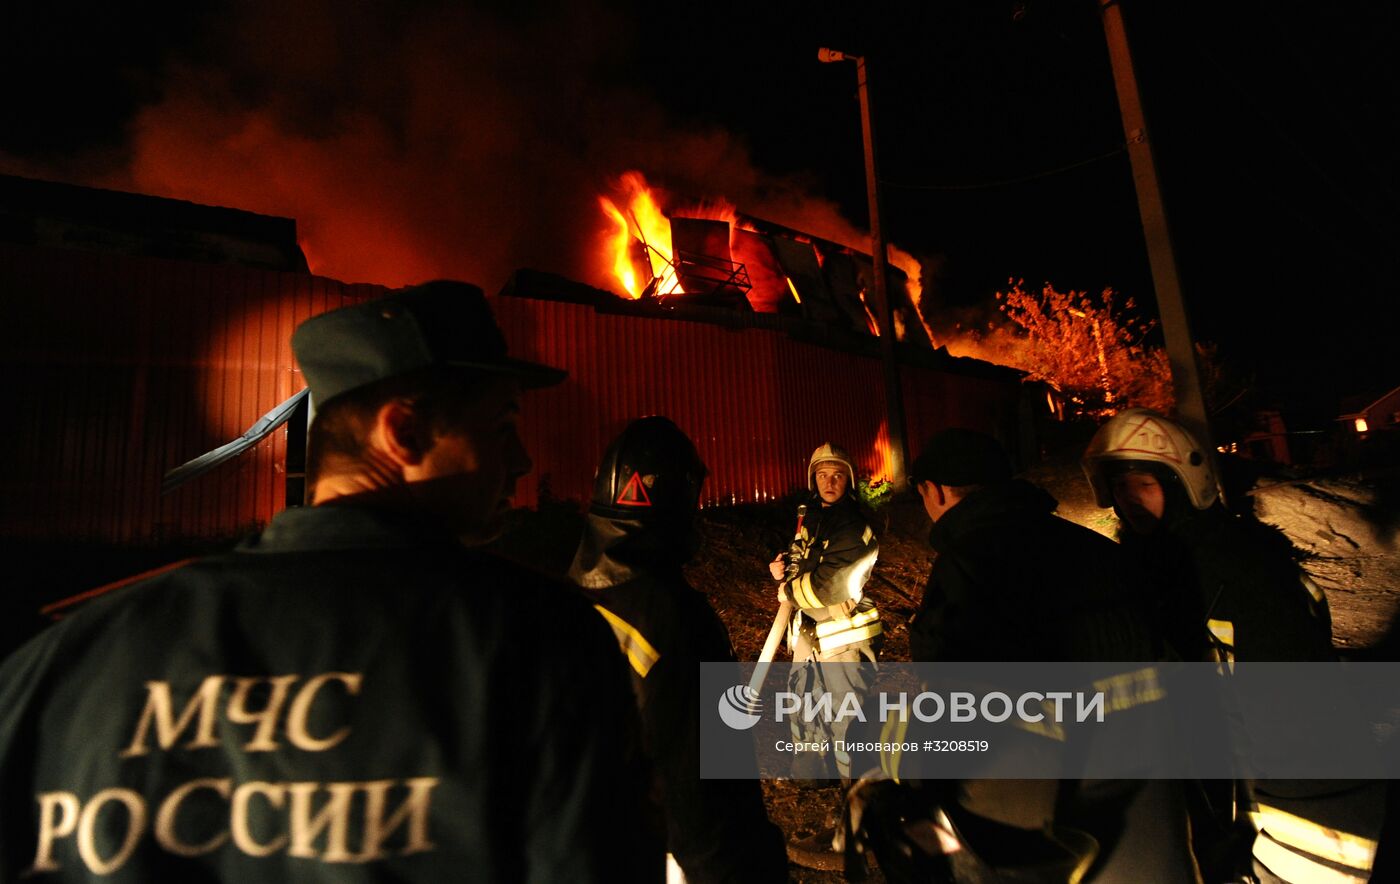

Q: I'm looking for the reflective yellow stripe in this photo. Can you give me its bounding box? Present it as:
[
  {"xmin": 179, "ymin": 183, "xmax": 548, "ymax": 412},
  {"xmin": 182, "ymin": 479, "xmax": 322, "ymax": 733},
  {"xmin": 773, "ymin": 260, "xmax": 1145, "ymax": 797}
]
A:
[
  {"xmin": 1301, "ymin": 574, "xmax": 1326, "ymax": 605},
  {"xmin": 815, "ymin": 621, "xmax": 883, "ymax": 654},
  {"xmin": 1091, "ymin": 666, "xmax": 1166, "ymax": 714},
  {"xmin": 1013, "ymin": 715, "xmax": 1067, "ymax": 742},
  {"xmin": 1253, "ymin": 831, "xmax": 1369, "ymax": 884},
  {"xmin": 791, "ymin": 572, "xmax": 822, "ymax": 609},
  {"xmin": 880, "ymin": 713, "xmax": 908, "ymax": 781},
  {"xmin": 1207, "ymin": 618, "xmax": 1235, "ymax": 648},
  {"xmin": 593, "ymin": 605, "xmax": 661, "ymax": 678},
  {"xmin": 861, "ymin": 525, "xmax": 873, "ymax": 545},
  {"xmin": 814, "ymin": 607, "xmax": 881, "ymax": 638},
  {"xmin": 1250, "ymin": 803, "xmax": 1378, "ymax": 872},
  {"xmin": 1207, "ymin": 618, "xmax": 1236, "ymax": 671}
]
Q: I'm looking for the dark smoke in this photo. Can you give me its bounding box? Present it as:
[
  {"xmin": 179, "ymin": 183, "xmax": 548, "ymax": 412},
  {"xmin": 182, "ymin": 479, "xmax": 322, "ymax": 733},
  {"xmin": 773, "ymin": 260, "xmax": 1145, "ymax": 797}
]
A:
[{"xmin": 6, "ymin": 0, "xmax": 874, "ymax": 292}]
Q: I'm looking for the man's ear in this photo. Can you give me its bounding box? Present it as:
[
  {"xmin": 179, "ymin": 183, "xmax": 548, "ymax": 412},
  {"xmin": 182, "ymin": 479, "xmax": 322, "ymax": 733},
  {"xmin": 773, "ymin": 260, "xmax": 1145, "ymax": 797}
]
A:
[{"xmin": 369, "ymin": 399, "xmax": 432, "ymax": 467}]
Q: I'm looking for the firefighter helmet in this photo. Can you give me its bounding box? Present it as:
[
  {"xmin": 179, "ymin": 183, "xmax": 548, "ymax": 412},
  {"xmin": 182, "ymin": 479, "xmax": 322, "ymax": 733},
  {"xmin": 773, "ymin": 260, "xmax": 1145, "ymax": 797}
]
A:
[
  {"xmin": 808, "ymin": 442, "xmax": 856, "ymax": 491},
  {"xmin": 1082, "ymin": 408, "xmax": 1219, "ymax": 510},
  {"xmin": 589, "ymin": 416, "xmax": 708, "ymax": 520}
]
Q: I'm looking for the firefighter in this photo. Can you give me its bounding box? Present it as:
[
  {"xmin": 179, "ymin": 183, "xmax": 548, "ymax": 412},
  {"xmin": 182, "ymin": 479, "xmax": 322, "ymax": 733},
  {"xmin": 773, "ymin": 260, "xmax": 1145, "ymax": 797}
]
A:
[
  {"xmin": 770, "ymin": 442, "xmax": 882, "ymax": 784},
  {"xmin": 569, "ymin": 416, "xmax": 788, "ymax": 884},
  {"xmin": 1084, "ymin": 409, "xmax": 1383, "ymax": 883},
  {"xmin": 875, "ymin": 427, "xmax": 1198, "ymax": 884},
  {"xmin": 1081, "ymin": 409, "xmax": 1332, "ymax": 666},
  {"xmin": 0, "ymin": 282, "xmax": 662, "ymax": 881}
]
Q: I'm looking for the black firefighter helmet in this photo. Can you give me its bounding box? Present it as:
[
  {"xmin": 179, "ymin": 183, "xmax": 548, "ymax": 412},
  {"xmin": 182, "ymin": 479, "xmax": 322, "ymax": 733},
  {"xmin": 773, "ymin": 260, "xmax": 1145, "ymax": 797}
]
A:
[{"xmin": 589, "ymin": 416, "xmax": 708, "ymax": 522}]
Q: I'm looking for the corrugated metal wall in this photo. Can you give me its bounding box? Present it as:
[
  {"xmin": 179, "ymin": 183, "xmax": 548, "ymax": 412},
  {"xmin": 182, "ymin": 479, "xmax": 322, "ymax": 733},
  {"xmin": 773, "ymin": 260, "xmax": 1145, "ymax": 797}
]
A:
[
  {"xmin": 496, "ymin": 297, "xmax": 1021, "ymax": 508},
  {"xmin": 0, "ymin": 243, "xmax": 383, "ymax": 543},
  {"xmin": 1, "ymin": 243, "xmax": 1022, "ymax": 544}
]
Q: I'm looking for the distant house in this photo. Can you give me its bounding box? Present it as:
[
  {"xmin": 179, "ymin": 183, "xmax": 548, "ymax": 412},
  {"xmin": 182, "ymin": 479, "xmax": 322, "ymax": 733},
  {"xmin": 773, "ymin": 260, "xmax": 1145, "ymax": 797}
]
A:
[
  {"xmin": 1233, "ymin": 409, "xmax": 1293, "ymax": 464},
  {"xmin": 1339, "ymin": 385, "xmax": 1400, "ymax": 436}
]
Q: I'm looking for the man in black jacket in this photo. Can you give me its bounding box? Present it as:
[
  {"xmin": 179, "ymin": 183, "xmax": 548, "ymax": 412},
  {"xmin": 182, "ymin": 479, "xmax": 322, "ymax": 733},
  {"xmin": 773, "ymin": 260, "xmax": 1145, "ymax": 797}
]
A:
[
  {"xmin": 909, "ymin": 429, "xmax": 1153, "ymax": 664},
  {"xmin": 897, "ymin": 428, "xmax": 1197, "ymax": 884},
  {"xmin": 570, "ymin": 416, "xmax": 788, "ymax": 884},
  {"xmin": 0, "ymin": 282, "xmax": 661, "ymax": 882}
]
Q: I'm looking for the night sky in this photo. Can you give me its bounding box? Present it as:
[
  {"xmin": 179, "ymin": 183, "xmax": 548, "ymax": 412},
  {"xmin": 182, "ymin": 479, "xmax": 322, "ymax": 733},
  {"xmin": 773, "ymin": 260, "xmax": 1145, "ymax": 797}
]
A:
[{"xmin": 2, "ymin": 0, "xmax": 1394, "ymax": 425}]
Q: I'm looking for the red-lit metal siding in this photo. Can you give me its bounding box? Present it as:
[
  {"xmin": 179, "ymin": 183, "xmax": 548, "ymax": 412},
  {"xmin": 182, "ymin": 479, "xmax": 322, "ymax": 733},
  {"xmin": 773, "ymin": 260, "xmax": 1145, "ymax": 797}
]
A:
[
  {"xmin": 0, "ymin": 243, "xmax": 384, "ymax": 543},
  {"xmin": 2, "ymin": 243, "xmax": 1022, "ymax": 544},
  {"xmin": 494, "ymin": 297, "xmax": 1017, "ymax": 509}
]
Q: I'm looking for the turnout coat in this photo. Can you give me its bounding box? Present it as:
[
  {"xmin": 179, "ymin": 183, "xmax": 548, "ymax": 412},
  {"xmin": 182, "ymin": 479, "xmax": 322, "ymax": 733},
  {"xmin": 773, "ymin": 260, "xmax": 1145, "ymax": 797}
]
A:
[{"xmin": 570, "ymin": 514, "xmax": 788, "ymax": 884}]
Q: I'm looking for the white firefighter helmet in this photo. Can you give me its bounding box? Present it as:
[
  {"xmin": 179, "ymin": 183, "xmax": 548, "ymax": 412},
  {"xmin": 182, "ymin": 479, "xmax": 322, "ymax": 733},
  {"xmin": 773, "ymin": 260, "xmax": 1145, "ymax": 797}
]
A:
[
  {"xmin": 808, "ymin": 442, "xmax": 855, "ymax": 491},
  {"xmin": 1082, "ymin": 408, "xmax": 1219, "ymax": 510}
]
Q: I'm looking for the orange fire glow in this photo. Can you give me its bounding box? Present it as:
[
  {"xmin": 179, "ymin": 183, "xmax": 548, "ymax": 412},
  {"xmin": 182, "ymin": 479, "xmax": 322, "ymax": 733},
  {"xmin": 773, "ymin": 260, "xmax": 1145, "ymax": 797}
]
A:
[
  {"xmin": 598, "ymin": 171, "xmax": 678, "ymax": 298},
  {"xmin": 872, "ymin": 418, "xmax": 896, "ymax": 484},
  {"xmin": 598, "ymin": 171, "xmax": 744, "ymax": 299},
  {"xmin": 888, "ymin": 245, "xmax": 938, "ymax": 347},
  {"xmin": 857, "ymin": 289, "xmax": 881, "ymax": 336}
]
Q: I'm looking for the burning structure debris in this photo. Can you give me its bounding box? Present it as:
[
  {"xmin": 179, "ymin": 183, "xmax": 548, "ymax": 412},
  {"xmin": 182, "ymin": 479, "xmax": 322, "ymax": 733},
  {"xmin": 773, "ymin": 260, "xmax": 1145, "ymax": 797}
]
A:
[{"xmin": 594, "ymin": 171, "xmax": 936, "ymax": 348}]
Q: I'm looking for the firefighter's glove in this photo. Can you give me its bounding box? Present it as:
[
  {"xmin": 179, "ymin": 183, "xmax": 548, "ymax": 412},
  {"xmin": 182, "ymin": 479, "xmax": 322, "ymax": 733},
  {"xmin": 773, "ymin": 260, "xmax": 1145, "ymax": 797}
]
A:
[{"xmin": 783, "ymin": 539, "xmax": 806, "ymax": 581}]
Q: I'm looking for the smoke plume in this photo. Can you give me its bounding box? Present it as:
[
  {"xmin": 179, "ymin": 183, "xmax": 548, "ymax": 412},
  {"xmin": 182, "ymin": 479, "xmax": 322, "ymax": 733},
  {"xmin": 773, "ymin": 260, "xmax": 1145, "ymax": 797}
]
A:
[{"xmin": 10, "ymin": 0, "xmax": 881, "ymax": 294}]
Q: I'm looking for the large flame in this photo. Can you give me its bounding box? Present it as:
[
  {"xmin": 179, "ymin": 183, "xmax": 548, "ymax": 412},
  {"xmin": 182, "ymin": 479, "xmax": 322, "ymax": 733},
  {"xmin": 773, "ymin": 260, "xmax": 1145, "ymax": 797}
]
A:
[
  {"xmin": 872, "ymin": 418, "xmax": 896, "ymax": 484},
  {"xmin": 598, "ymin": 170, "xmax": 743, "ymax": 299},
  {"xmin": 599, "ymin": 171, "xmax": 677, "ymax": 298}
]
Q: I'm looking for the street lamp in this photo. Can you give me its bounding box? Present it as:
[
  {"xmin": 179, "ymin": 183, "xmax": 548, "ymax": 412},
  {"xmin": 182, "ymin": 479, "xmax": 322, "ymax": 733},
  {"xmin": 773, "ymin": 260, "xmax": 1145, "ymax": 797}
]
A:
[{"xmin": 818, "ymin": 46, "xmax": 909, "ymax": 488}]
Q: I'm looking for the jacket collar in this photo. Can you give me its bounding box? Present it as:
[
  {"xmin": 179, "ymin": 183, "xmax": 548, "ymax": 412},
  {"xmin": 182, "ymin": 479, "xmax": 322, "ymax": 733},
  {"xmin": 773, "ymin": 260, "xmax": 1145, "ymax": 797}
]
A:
[
  {"xmin": 928, "ymin": 479, "xmax": 1057, "ymax": 552},
  {"xmin": 239, "ymin": 504, "xmax": 460, "ymax": 553}
]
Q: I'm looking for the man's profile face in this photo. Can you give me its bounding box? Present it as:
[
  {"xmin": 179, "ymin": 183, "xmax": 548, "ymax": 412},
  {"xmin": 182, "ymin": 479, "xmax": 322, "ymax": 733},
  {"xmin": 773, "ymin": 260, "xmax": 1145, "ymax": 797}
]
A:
[
  {"xmin": 414, "ymin": 377, "xmax": 531, "ymax": 544},
  {"xmin": 1111, "ymin": 470, "xmax": 1165, "ymax": 534},
  {"xmin": 813, "ymin": 463, "xmax": 849, "ymax": 505}
]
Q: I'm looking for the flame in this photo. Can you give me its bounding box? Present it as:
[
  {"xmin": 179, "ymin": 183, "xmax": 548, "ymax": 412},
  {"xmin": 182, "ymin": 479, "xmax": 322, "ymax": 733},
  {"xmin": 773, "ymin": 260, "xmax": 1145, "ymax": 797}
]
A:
[
  {"xmin": 857, "ymin": 289, "xmax": 881, "ymax": 337},
  {"xmin": 597, "ymin": 171, "xmax": 752, "ymax": 299},
  {"xmin": 872, "ymin": 418, "xmax": 896, "ymax": 484},
  {"xmin": 598, "ymin": 171, "xmax": 678, "ymax": 298},
  {"xmin": 599, "ymin": 198, "xmax": 639, "ymax": 296},
  {"xmin": 888, "ymin": 245, "xmax": 938, "ymax": 347}
]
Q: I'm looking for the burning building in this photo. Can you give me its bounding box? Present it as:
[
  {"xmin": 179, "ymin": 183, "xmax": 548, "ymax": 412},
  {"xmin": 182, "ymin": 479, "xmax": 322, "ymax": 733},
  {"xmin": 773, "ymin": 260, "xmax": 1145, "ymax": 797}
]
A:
[
  {"xmin": 0, "ymin": 175, "xmax": 1029, "ymax": 617},
  {"xmin": 593, "ymin": 171, "xmax": 937, "ymax": 348}
]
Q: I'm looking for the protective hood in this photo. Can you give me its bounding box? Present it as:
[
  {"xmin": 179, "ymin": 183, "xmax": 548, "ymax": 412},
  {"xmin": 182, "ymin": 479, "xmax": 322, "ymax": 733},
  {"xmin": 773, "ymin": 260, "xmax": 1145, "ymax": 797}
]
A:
[{"xmin": 568, "ymin": 512, "xmax": 699, "ymax": 590}]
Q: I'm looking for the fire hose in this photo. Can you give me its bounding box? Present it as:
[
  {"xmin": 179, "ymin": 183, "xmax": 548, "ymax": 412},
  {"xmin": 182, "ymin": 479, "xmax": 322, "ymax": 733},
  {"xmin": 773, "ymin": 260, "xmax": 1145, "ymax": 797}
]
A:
[{"xmin": 746, "ymin": 504, "xmax": 806, "ymax": 698}]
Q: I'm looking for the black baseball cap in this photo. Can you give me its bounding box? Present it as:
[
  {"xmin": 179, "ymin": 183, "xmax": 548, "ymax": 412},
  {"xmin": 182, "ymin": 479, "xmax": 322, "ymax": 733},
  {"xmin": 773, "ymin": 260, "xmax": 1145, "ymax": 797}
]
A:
[
  {"xmin": 292, "ymin": 280, "xmax": 566, "ymax": 405},
  {"xmin": 909, "ymin": 428, "xmax": 1013, "ymax": 487}
]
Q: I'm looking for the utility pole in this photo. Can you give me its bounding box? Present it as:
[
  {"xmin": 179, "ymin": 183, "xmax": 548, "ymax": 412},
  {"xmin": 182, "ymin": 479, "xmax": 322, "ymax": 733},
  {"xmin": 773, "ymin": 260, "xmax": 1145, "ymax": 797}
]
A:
[
  {"xmin": 1099, "ymin": 0, "xmax": 1214, "ymax": 450},
  {"xmin": 820, "ymin": 48, "xmax": 910, "ymax": 487}
]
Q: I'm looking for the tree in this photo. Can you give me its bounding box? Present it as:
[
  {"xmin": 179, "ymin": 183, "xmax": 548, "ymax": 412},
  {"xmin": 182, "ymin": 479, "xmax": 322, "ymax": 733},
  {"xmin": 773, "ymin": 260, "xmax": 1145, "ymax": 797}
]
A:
[{"xmin": 961, "ymin": 281, "xmax": 1175, "ymax": 418}]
